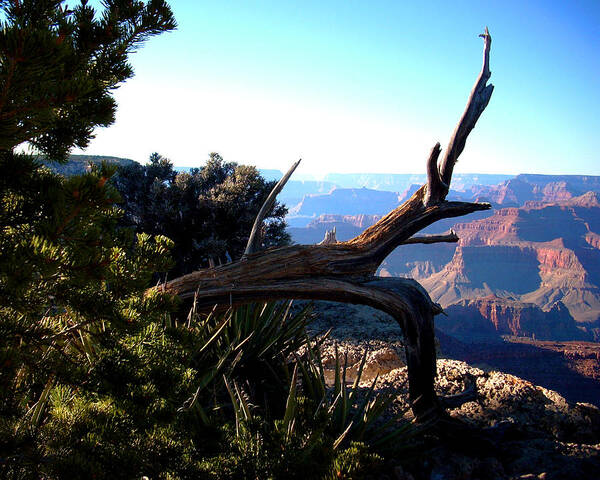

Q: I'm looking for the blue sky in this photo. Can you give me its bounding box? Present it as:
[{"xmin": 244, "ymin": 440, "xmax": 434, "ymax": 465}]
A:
[{"xmin": 78, "ymin": 0, "xmax": 600, "ymax": 176}]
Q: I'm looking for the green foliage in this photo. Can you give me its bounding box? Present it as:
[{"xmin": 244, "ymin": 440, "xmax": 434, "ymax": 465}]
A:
[
  {"xmin": 198, "ymin": 413, "xmax": 334, "ymax": 480},
  {"xmin": 184, "ymin": 301, "xmax": 400, "ymax": 480},
  {"xmin": 3, "ymin": 247, "xmax": 413, "ymax": 478},
  {"xmin": 0, "ymin": 151, "xmax": 179, "ymax": 477},
  {"xmin": 0, "ymin": 0, "xmax": 176, "ymax": 161},
  {"xmin": 179, "ymin": 300, "xmax": 314, "ymax": 421},
  {"xmin": 285, "ymin": 337, "xmax": 416, "ymax": 452},
  {"xmin": 0, "ymin": 153, "xmax": 174, "ymax": 394},
  {"xmin": 112, "ymin": 152, "xmax": 291, "ymax": 275},
  {"xmin": 186, "ymin": 302, "xmax": 418, "ymax": 479},
  {"xmin": 328, "ymin": 442, "xmax": 385, "ymax": 480}
]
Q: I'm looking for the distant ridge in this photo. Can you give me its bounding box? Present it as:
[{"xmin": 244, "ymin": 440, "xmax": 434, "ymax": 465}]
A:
[
  {"xmin": 438, "ymin": 296, "xmax": 589, "ymax": 342},
  {"xmin": 322, "ymin": 172, "xmax": 512, "ymax": 192},
  {"xmin": 462, "ymin": 174, "xmax": 600, "ymax": 206},
  {"xmin": 44, "ymin": 154, "xmax": 137, "ymax": 176},
  {"xmin": 517, "ymin": 173, "xmax": 600, "ymax": 183},
  {"xmin": 289, "ymin": 188, "xmax": 401, "ymax": 217}
]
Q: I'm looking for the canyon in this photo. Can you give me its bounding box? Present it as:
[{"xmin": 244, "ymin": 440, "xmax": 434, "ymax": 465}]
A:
[
  {"xmin": 287, "ymin": 175, "xmax": 600, "ymax": 404},
  {"xmin": 422, "ymin": 191, "xmax": 600, "ymax": 325},
  {"xmin": 289, "ymin": 183, "xmax": 600, "ymax": 331}
]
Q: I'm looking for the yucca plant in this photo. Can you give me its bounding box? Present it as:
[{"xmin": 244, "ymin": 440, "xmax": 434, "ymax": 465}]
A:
[
  {"xmin": 182, "ymin": 300, "xmax": 315, "ymax": 419},
  {"xmin": 203, "ymin": 302, "xmax": 422, "ymax": 479},
  {"xmin": 193, "ymin": 301, "xmax": 311, "ymax": 368},
  {"xmin": 287, "ymin": 337, "xmax": 419, "ymax": 453}
]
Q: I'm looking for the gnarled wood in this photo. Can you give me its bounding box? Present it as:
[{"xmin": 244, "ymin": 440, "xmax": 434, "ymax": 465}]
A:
[
  {"xmin": 155, "ymin": 30, "xmax": 495, "ymax": 424},
  {"xmin": 424, "ymin": 142, "xmax": 445, "ymax": 207}
]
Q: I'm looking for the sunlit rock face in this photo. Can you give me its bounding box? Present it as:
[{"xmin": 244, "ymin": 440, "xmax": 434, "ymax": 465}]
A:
[{"xmin": 420, "ymin": 193, "xmax": 600, "ymax": 324}]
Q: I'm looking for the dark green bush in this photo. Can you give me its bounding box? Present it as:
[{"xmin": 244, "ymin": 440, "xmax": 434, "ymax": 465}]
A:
[{"xmin": 112, "ymin": 152, "xmax": 290, "ymax": 277}]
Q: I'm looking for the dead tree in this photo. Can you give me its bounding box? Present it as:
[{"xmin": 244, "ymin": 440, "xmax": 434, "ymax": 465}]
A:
[{"xmin": 155, "ymin": 29, "xmax": 494, "ymax": 424}]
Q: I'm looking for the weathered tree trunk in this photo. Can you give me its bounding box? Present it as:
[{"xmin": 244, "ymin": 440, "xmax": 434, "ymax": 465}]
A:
[{"xmin": 154, "ymin": 29, "xmax": 494, "ymax": 424}]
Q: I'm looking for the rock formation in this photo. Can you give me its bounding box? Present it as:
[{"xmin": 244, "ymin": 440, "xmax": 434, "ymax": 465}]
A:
[
  {"xmin": 461, "ymin": 174, "xmax": 600, "ymax": 207},
  {"xmin": 437, "ymin": 296, "xmax": 590, "ymax": 342}
]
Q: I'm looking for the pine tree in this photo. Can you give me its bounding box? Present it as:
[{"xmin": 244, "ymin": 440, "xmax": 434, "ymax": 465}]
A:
[
  {"xmin": 0, "ymin": 1, "xmax": 180, "ymax": 477},
  {"xmin": 0, "ymin": 0, "xmax": 176, "ymax": 160}
]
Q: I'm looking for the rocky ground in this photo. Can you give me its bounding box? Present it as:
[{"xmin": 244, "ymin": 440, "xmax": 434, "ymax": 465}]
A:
[
  {"xmin": 437, "ymin": 335, "xmax": 600, "ymax": 407},
  {"xmin": 303, "ymin": 301, "xmax": 600, "ymax": 480},
  {"xmin": 381, "ymin": 360, "xmax": 599, "ymax": 480}
]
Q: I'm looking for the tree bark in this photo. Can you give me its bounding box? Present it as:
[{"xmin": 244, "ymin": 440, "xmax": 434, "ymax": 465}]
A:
[{"xmin": 153, "ymin": 30, "xmax": 495, "ymax": 424}]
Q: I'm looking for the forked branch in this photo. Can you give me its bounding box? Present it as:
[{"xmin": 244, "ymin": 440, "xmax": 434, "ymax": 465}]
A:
[{"xmin": 424, "ymin": 142, "xmax": 444, "ymax": 207}]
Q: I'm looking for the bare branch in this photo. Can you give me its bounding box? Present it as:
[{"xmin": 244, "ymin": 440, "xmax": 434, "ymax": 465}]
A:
[
  {"xmin": 401, "ymin": 231, "xmax": 459, "ymax": 245},
  {"xmin": 347, "ymin": 186, "xmax": 490, "ymax": 265},
  {"xmin": 438, "ymin": 27, "xmax": 494, "ymax": 196},
  {"xmin": 160, "ymin": 276, "xmax": 444, "ymax": 422},
  {"xmin": 243, "ymin": 159, "xmax": 301, "ymax": 257}
]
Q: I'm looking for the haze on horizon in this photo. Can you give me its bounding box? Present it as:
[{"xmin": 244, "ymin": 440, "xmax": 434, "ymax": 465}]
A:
[{"xmin": 75, "ymin": 0, "xmax": 600, "ymax": 177}]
